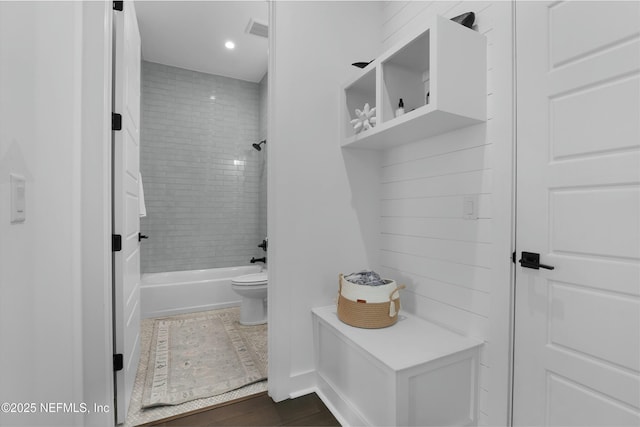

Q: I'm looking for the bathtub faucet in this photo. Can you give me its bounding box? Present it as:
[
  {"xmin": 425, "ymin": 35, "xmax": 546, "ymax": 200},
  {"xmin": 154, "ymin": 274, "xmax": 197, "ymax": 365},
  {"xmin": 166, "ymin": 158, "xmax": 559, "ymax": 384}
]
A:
[{"xmin": 250, "ymin": 257, "xmax": 267, "ymax": 264}]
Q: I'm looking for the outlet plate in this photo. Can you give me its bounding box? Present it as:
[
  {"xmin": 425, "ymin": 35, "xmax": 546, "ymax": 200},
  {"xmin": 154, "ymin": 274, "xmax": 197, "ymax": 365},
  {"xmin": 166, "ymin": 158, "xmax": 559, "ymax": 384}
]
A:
[{"xmin": 462, "ymin": 195, "xmax": 478, "ymax": 220}]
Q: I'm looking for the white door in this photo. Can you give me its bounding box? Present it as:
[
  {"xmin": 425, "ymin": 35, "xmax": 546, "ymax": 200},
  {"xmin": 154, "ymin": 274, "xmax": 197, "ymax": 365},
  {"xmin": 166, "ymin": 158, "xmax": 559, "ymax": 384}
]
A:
[
  {"xmin": 113, "ymin": 1, "xmax": 142, "ymax": 423},
  {"xmin": 513, "ymin": 1, "xmax": 640, "ymax": 425}
]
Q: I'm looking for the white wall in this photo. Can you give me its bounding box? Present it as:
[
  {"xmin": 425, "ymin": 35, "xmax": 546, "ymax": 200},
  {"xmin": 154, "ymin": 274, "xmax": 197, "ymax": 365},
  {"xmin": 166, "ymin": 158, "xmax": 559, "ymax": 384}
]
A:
[
  {"xmin": 268, "ymin": 1, "xmax": 383, "ymax": 400},
  {"xmin": 81, "ymin": 2, "xmax": 116, "ymax": 425},
  {"xmin": 377, "ymin": 2, "xmax": 514, "ymax": 425},
  {"xmin": 0, "ymin": 2, "xmax": 86, "ymax": 426}
]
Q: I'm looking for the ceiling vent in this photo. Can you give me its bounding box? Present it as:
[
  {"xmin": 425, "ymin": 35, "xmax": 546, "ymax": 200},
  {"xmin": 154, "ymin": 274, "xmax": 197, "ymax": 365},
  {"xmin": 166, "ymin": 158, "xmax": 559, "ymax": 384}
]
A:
[{"xmin": 246, "ymin": 18, "xmax": 268, "ymax": 39}]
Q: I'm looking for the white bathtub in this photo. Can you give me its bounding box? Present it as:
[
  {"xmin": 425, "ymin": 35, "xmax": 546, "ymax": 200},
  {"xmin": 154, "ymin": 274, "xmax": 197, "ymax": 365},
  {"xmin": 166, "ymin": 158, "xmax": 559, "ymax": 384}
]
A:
[{"xmin": 141, "ymin": 265, "xmax": 262, "ymax": 318}]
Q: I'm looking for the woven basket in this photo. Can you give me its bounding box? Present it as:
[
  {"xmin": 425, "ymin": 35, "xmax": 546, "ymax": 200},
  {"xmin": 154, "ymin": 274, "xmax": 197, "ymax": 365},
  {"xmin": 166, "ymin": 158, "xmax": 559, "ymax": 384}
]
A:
[{"xmin": 336, "ymin": 273, "xmax": 405, "ymax": 329}]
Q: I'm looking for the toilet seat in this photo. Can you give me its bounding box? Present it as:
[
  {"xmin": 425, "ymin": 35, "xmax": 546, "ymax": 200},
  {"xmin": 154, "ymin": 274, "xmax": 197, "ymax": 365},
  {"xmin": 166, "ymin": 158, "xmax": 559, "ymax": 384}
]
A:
[{"xmin": 231, "ymin": 272, "xmax": 268, "ymax": 286}]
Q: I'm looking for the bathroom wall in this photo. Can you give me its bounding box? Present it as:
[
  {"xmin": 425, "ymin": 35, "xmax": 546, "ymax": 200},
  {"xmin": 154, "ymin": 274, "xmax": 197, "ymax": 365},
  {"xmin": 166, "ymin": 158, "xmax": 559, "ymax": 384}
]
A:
[
  {"xmin": 0, "ymin": 2, "xmax": 85, "ymax": 425},
  {"xmin": 140, "ymin": 61, "xmax": 267, "ymax": 273},
  {"xmin": 268, "ymin": 0, "xmax": 383, "ymax": 400},
  {"xmin": 377, "ymin": 2, "xmax": 514, "ymax": 425}
]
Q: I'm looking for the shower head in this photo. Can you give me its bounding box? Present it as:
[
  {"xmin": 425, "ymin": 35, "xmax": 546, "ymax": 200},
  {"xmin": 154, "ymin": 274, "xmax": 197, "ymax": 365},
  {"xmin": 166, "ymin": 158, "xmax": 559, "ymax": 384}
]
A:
[{"xmin": 252, "ymin": 140, "xmax": 266, "ymax": 151}]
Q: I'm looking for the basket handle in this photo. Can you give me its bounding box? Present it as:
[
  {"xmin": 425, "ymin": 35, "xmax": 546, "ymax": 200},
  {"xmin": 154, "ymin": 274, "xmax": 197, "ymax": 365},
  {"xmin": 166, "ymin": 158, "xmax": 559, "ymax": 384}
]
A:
[
  {"xmin": 337, "ymin": 274, "xmax": 344, "ymax": 307},
  {"xmin": 388, "ymin": 284, "xmax": 406, "ymax": 317}
]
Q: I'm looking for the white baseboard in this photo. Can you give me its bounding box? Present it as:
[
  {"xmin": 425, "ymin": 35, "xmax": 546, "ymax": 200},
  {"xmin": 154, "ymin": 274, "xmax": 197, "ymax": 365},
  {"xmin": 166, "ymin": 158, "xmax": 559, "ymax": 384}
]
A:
[
  {"xmin": 287, "ymin": 369, "xmax": 316, "ymax": 397},
  {"xmin": 316, "ymin": 373, "xmax": 369, "ymax": 426},
  {"xmin": 142, "ymin": 301, "xmax": 240, "ymax": 319},
  {"xmin": 284, "ymin": 369, "xmax": 365, "ymax": 426}
]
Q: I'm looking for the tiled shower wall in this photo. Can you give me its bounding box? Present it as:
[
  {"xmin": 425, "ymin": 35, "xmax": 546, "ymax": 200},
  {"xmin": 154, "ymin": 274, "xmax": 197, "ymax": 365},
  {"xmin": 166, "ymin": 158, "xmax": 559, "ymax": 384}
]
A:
[{"xmin": 140, "ymin": 61, "xmax": 267, "ymax": 273}]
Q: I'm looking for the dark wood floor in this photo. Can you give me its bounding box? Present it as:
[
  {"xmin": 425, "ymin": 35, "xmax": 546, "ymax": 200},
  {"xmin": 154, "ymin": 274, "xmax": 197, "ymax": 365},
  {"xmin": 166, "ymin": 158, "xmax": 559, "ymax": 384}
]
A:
[{"xmin": 141, "ymin": 392, "xmax": 340, "ymax": 427}]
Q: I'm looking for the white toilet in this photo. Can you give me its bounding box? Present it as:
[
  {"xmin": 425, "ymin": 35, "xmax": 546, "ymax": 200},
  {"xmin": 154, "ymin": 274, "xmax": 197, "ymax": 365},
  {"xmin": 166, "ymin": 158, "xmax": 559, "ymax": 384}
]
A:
[{"xmin": 231, "ymin": 271, "xmax": 268, "ymax": 325}]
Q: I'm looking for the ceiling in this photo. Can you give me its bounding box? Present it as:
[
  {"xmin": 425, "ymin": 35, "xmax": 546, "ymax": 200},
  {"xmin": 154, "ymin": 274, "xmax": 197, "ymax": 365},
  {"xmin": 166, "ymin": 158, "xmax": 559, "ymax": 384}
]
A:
[{"xmin": 135, "ymin": 1, "xmax": 268, "ymax": 83}]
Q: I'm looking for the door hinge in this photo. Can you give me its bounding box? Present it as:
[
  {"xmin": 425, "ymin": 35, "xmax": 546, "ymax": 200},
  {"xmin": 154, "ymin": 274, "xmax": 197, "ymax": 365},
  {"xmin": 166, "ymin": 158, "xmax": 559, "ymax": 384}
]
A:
[
  {"xmin": 112, "ymin": 113, "xmax": 122, "ymax": 131},
  {"xmin": 112, "ymin": 234, "xmax": 122, "ymax": 252},
  {"xmin": 512, "ymin": 251, "xmax": 516, "ymax": 264},
  {"xmin": 113, "ymin": 1, "xmax": 123, "ymax": 12},
  {"xmin": 113, "ymin": 354, "xmax": 124, "ymax": 372}
]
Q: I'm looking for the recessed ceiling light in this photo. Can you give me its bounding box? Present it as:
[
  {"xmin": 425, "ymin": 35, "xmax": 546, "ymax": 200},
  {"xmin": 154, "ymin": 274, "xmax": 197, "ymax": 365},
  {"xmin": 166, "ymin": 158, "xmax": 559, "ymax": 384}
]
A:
[{"xmin": 225, "ymin": 40, "xmax": 235, "ymax": 50}]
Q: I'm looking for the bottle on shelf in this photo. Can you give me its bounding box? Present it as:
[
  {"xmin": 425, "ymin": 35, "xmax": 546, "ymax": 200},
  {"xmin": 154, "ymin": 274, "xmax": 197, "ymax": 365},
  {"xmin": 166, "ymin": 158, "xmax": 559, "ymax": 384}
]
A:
[
  {"xmin": 423, "ymin": 70, "xmax": 430, "ymax": 105},
  {"xmin": 395, "ymin": 98, "xmax": 405, "ymax": 117}
]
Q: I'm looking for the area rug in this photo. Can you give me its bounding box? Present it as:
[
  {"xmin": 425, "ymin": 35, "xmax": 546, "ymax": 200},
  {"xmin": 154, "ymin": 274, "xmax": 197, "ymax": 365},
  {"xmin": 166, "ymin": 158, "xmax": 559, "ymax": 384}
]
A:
[
  {"xmin": 125, "ymin": 307, "xmax": 267, "ymax": 427},
  {"xmin": 141, "ymin": 308, "xmax": 267, "ymax": 408}
]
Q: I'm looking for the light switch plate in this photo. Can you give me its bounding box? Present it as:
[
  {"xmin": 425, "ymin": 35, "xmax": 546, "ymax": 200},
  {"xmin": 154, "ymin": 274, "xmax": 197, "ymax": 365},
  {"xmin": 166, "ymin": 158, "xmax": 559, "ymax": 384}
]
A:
[
  {"xmin": 463, "ymin": 195, "xmax": 478, "ymax": 220},
  {"xmin": 10, "ymin": 173, "xmax": 26, "ymax": 223}
]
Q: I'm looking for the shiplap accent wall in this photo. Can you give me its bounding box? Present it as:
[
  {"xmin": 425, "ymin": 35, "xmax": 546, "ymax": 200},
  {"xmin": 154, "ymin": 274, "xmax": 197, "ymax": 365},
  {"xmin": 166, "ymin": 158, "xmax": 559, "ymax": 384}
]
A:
[{"xmin": 378, "ymin": 2, "xmax": 512, "ymax": 425}]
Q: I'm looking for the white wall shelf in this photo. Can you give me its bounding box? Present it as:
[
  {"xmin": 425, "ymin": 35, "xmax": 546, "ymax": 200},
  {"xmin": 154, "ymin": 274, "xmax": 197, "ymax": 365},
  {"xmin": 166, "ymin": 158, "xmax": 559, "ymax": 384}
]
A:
[{"xmin": 341, "ymin": 15, "xmax": 486, "ymax": 150}]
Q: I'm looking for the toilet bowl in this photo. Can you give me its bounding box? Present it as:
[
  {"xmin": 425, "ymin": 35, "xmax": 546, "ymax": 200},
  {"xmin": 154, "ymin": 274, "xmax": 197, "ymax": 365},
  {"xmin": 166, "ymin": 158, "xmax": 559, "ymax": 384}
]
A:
[{"xmin": 231, "ymin": 271, "xmax": 268, "ymax": 325}]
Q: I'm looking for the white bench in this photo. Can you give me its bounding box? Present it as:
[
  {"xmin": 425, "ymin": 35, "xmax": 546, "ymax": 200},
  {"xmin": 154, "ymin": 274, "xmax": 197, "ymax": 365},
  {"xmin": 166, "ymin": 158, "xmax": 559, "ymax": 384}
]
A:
[{"xmin": 312, "ymin": 305, "xmax": 482, "ymax": 426}]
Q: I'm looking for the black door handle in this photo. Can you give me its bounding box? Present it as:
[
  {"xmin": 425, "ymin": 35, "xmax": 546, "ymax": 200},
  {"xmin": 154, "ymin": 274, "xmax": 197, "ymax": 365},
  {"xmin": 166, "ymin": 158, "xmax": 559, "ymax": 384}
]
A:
[
  {"xmin": 519, "ymin": 251, "xmax": 554, "ymax": 270},
  {"xmin": 138, "ymin": 233, "xmax": 149, "ymax": 242}
]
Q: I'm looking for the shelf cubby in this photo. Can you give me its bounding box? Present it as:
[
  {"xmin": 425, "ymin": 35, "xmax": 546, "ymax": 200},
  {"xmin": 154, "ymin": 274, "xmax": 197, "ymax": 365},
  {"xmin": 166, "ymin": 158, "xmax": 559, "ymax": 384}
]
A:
[
  {"xmin": 342, "ymin": 65, "xmax": 377, "ymax": 139},
  {"xmin": 341, "ymin": 15, "xmax": 486, "ymax": 150},
  {"xmin": 382, "ymin": 29, "xmax": 431, "ymax": 122}
]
